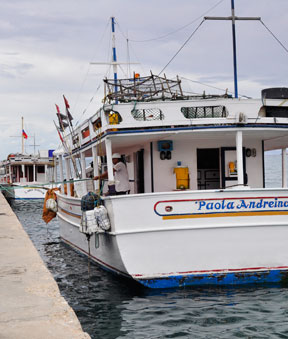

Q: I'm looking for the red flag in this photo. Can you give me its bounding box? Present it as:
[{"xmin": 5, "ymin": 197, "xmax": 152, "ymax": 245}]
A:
[
  {"xmin": 22, "ymin": 130, "xmax": 28, "ymax": 139},
  {"xmin": 63, "ymin": 95, "xmax": 73, "ymax": 123},
  {"xmin": 55, "ymin": 104, "xmax": 61, "ymax": 114},
  {"xmin": 56, "ymin": 126, "xmax": 64, "ymax": 142},
  {"xmin": 63, "ymin": 95, "xmax": 70, "ymax": 109}
]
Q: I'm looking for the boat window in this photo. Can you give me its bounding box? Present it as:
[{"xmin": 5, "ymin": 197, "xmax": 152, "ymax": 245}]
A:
[
  {"xmin": 37, "ymin": 165, "xmax": 45, "ymax": 173},
  {"xmin": 181, "ymin": 105, "xmax": 227, "ymax": 119},
  {"xmin": 264, "ymin": 106, "xmax": 288, "ymax": 118},
  {"xmin": 131, "ymin": 108, "xmax": 164, "ymax": 121},
  {"xmin": 81, "ymin": 127, "xmax": 90, "ymax": 139},
  {"xmin": 92, "ymin": 118, "xmax": 102, "ymax": 131}
]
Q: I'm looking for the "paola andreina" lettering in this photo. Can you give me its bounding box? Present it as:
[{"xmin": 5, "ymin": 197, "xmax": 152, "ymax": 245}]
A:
[{"xmin": 196, "ymin": 198, "xmax": 288, "ymax": 211}]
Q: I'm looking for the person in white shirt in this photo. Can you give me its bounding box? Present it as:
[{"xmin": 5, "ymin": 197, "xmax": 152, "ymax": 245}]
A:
[{"xmin": 93, "ymin": 153, "xmax": 130, "ymax": 195}]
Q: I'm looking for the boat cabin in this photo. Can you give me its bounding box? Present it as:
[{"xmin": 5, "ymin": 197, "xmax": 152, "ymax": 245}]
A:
[
  {"xmin": 0, "ymin": 151, "xmax": 55, "ymax": 185},
  {"xmin": 56, "ymin": 76, "xmax": 288, "ymax": 197}
]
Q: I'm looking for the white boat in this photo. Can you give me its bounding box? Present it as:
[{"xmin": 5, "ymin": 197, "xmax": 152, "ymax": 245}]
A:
[
  {"xmin": 53, "ymin": 13, "xmax": 288, "ymax": 288},
  {"xmin": 0, "ymin": 151, "xmax": 56, "ymax": 200}
]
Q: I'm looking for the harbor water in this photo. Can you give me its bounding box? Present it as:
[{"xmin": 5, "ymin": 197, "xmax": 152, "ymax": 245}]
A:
[{"xmin": 9, "ymin": 153, "xmax": 288, "ymax": 338}]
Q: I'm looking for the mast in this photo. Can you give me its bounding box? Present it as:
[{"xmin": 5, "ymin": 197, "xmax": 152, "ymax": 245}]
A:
[
  {"xmin": 231, "ymin": 0, "xmax": 238, "ymax": 98},
  {"xmin": 204, "ymin": 0, "xmax": 261, "ymax": 98},
  {"xmin": 21, "ymin": 116, "xmax": 24, "ymax": 154},
  {"xmin": 111, "ymin": 17, "xmax": 118, "ymax": 97},
  {"xmin": 29, "ymin": 134, "xmax": 40, "ymax": 155},
  {"xmin": 90, "ymin": 17, "xmax": 139, "ymax": 103}
]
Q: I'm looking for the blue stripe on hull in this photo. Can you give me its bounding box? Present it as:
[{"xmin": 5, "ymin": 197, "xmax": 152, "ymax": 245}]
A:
[{"xmin": 137, "ymin": 269, "xmax": 288, "ymax": 289}]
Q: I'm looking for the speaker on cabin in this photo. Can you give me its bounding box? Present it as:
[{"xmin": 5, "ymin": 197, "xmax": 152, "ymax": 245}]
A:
[{"xmin": 158, "ymin": 140, "xmax": 173, "ymax": 160}]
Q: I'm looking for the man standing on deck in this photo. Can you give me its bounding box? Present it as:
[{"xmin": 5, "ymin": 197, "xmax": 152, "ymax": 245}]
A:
[{"xmin": 93, "ymin": 153, "xmax": 130, "ymax": 195}]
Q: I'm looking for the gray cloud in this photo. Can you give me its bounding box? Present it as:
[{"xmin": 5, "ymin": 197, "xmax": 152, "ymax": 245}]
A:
[{"xmin": 0, "ymin": 0, "xmax": 288, "ymax": 158}]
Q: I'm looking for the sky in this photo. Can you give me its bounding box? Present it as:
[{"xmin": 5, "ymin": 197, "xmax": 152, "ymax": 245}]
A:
[{"xmin": 0, "ymin": 0, "xmax": 288, "ymax": 159}]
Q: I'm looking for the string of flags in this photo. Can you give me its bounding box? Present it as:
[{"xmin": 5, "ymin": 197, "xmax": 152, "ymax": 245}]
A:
[{"xmin": 55, "ymin": 95, "xmax": 74, "ymax": 143}]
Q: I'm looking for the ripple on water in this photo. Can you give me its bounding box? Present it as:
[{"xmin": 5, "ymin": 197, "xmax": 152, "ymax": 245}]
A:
[{"xmin": 9, "ymin": 199, "xmax": 288, "ymax": 339}]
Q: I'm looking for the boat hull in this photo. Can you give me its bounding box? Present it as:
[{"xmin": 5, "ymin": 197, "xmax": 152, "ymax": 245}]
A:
[
  {"xmin": 12, "ymin": 186, "xmax": 47, "ymax": 199},
  {"xmin": 137, "ymin": 269, "xmax": 288, "ymax": 288},
  {"xmin": 56, "ymin": 188, "xmax": 288, "ymax": 288},
  {"xmin": 57, "ymin": 194, "xmax": 129, "ymax": 276}
]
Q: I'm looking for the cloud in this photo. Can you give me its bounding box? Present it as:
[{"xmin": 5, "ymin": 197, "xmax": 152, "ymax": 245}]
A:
[{"xmin": 0, "ymin": 0, "xmax": 288, "ymax": 159}]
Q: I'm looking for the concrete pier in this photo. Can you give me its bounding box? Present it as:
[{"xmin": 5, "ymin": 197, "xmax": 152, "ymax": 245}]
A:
[{"xmin": 0, "ymin": 193, "xmax": 90, "ymax": 339}]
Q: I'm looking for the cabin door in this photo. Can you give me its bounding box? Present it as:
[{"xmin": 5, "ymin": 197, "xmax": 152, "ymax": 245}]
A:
[
  {"xmin": 220, "ymin": 147, "xmax": 247, "ymax": 188},
  {"xmin": 134, "ymin": 149, "xmax": 145, "ymax": 193},
  {"xmin": 197, "ymin": 148, "xmax": 220, "ymax": 190}
]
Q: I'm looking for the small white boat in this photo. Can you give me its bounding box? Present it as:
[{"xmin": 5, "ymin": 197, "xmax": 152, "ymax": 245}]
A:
[
  {"xmin": 0, "ymin": 151, "xmax": 56, "ymax": 200},
  {"xmin": 52, "ymin": 12, "xmax": 288, "ymax": 288}
]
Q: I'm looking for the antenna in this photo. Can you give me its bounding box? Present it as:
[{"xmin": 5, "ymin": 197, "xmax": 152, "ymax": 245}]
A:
[
  {"xmin": 28, "ymin": 134, "xmax": 40, "ymax": 155},
  {"xmin": 90, "ymin": 17, "xmax": 139, "ymax": 102},
  {"xmin": 204, "ymin": 0, "xmax": 261, "ymax": 98},
  {"xmin": 10, "ymin": 116, "xmax": 27, "ymax": 154}
]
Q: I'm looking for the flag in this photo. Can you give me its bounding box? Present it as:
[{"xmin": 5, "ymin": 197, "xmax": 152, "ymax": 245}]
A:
[
  {"xmin": 56, "ymin": 103, "xmax": 69, "ymax": 131},
  {"xmin": 63, "ymin": 95, "xmax": 73, "ymax": 123},
  {"xmin": 56, "ymin": 113, "xmax": 69, "ymax": 132},
  {"xmin": 22, "ymin": 130, "xmax": 28, "ymax": 139},
  {"xmin": 56, "ymin": 125, "xmax": 64, "ymax": 142},
  {"xmin": 55, "ymin": 104, "xmax": 61, "ymax": 114}
]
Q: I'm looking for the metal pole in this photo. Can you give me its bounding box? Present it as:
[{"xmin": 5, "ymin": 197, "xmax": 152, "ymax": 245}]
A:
[
  {"xmin": 92, "ymin": 145, "xmax": 99, "ymax": 191},
  {"xmin": 33, "ymin": 164, "xmax": 36, "ymax": 182},
  {"xmin": 65, "ymin": 158, "xmax": 71, "ymax": 196},
  {"xmin": 59, "ymin": 155, "xmax": 64, "ymax": 193},
  {"xmin": 21, "ymin": 116, "xmax": 24, "ymax": 154},
  {"xmin": 231, "ymin": 0, "xmax": 238, "ymax": 98},
  {"xmin": 80, "ymin": 152, "xmax": 88, "ymax": 195},
  {"xmin": 105, "ymin": 138, "xmax": 114, "ymax": 182},
  {"xmin": 111, "ymin": 17, "xmax": 118, "ymax": 99},
  {"xmin": 282, "ymin": 148, "xmax": 287, "ymax": 188},
  {"xmin": 236, "ymin": 131, "xmax": 244, "ymax": 185}
]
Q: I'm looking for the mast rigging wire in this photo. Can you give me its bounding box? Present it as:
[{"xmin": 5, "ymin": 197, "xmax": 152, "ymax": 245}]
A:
[
  {"xmin": 180, "ymin": 76, "xmax": 251, "ymax": 98},
  {"xmin": 260, "ymin": 20, "xmax": 288, "ymax": 54},
  {"xmin": 117, "ymin": 0, "xmax": 225, "ymax": 43},
  {"xmin": 158, "ymin": 19, "xmax": 205, "ymax": 76}
]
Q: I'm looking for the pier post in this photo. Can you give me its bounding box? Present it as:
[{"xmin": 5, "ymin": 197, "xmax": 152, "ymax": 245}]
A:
[
  {"xmin": 236, "ymin": 130, "xmax": 244, "ymax": 185},
  {"xmin": 282, "ymin": 148, "xmax": 287, "ymax": 188}
]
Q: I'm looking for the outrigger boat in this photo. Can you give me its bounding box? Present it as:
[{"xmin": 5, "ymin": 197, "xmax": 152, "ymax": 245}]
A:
[{"xmin": 54, "ymin": 9, "xmax": 288, "ymax": 288}]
